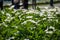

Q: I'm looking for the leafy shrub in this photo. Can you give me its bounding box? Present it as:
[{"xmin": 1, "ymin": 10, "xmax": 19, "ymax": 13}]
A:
[{"xmin": 0, "ymin": 7, "xmax": 60, "ymax": 40}]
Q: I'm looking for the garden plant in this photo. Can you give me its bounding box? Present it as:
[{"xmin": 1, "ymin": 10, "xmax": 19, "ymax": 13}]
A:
[{"xmin": 0, "ymin": 7, "xmax": 60, "ymax": 40}]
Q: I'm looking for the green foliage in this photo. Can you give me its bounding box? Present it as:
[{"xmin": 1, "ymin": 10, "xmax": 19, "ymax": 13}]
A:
[{"xmin": 0, "ymin": 7, "xmax": 60, "ymax": 40}]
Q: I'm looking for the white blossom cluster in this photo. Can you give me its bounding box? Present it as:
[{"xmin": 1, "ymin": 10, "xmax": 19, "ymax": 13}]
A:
[
  {"xmin": 0, "ymin": 7, "xmax": 60, "ymax": 39},
  {"xmin": 45, "ymin": 26, "xmax": 56, "ymax": 34}
]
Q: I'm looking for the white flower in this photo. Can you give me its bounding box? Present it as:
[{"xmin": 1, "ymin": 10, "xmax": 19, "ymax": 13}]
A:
[
  {"xmin": 56, "ymin": 12, "xmax": 60, "ymax": 14},
  {"xmin": 9, "ymin": 5, "xmax": 14, "ymax": 9},
  {"xmin": 21, "ymin": 20, "xmax": 38, "ymax": 24},
  {"xmin": 55, "ymin": 19, "xmax": 58, "ymax": 23},
  {"xmin": 27, "ymin": 20, "xmax": 37, "ymax": 24},
  {"xmin": 41, "ymin": 9, "xmax": 46, "ymax": 12},
  {"xmin": 1, "ymin": 11, "xmax": 4, "ymax": 14},
  {"xmin": 15, "ymin": 12, "xmax": 20, "ymax": 16},
  {"xmin": 5, "ymin": 17, "xmax": 15, "ymax": 23},
  {"xmin": 10, "ymin": 37, "xmax": 15, "ymax": 39},
  {"xmin": 44, "ymin": 7, "xmax": 48, "ymax": 9},
  {"xmin": 22, "ymin": 9, "xmax": 27, "ymax": 12},
  {"xmin": 2, "ymin": 22, "xmax": 8, "ymax": 27},
  {"xmin": 12, "ymin": 26, "xmax": 18, "ymax": 28},
  {"xmin": 30, "ymin": 27, "xmax": 36, "ymax": 30},
  {"xmin": 6, "ymin": 13, "xmax": 11, "ymax": 17},
  {"xmin": 6, "ymin": 37, "xmax": 15, "ymax": 40},
  {"xmin": 13, "ymin": 9, "xmax": 17, "ymax": 13},
  {"xmin": 21, "ymin": 21, "xmax": 27, "ymax": 24},
  {"xmin": 21, "ymin": 20, "xmax": 37, "ymax": 25},
  {"xmin": 48, "ymin": 16, "xmax": 54, "ymax": 19},
  {"xmin": 26, "ymin": 16, "xmax": 33, "ymax": 18},
  {"xmin": 14, "ymin": 31, "xmax": 20, "ymax": 35},
  {"xmin": 24, "ymin": 39, "xmax": 29, "ymax": 40},
  {"xmin": 43, "ymin": 18, "xmax": 46, "ymax": 20},
  {"xmin": 39, "ymin": 12, "xmax": 44, "ymax": 16},
  {"xmin": 45, "ymin": 31, "xmax": 53, "ymax": 34},
  {"xmin": 17, "ymin": 31, "xmax": 20, "ymax": 33},
  {"xmin": 45, "ymin": 26, "xmax": 56, "ymax": 34},
  {"xmin": 47, "ymin": 13, "xmax": 51, "ymax": 17},
  {"xmin": 48, "ymin": 9, "xmax": 56, "ymax": 12},
  {"xmin": 55, "ymin": 7, "xmax": 59, "ymax": 9},
  {"xmin": 49, "ymin": 26, "xmax": 55, "ymax": 30},
  {"xmin": 26, "ymin": 10, "xmax": 35, "ymax": 14}
]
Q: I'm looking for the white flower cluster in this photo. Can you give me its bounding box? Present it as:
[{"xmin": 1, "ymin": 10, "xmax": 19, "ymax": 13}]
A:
[
  {"xmin": 45, "ymin": 26, "xmax": 56, "ymax": 34},
  {"xmin": 30, "ymin": 27, "xmax": 36, "ymax": 30},
  {"xmin": 26, "ymin": 16, "xmax": 33, "ymax": 19},
  {"xmin": 2, "ymin": 22, "xmax": 8, "ymax": 27},
  {"xmin": 14, "ymin": 31, "xmax": 20, "ymax": 35},
  {"xmin": 21, "ymin": 19, "xmax": 38, "ymax": 25},
  {"xmin": 6, "ymin": 37, "xmax": 15, "ymax": 40},
  {"xmin": 24, "ymin": 39, "xmax": 29, "ymax": 40}
]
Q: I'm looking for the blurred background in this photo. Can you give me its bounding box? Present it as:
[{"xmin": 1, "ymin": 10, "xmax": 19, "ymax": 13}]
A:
[
  {"xmin": 3, "ymin": 0, "xmax": 60, "ymax": 5},
  {"xmin": 3, "ymin": 0, "xmax": 60, "ymax": 9}
]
